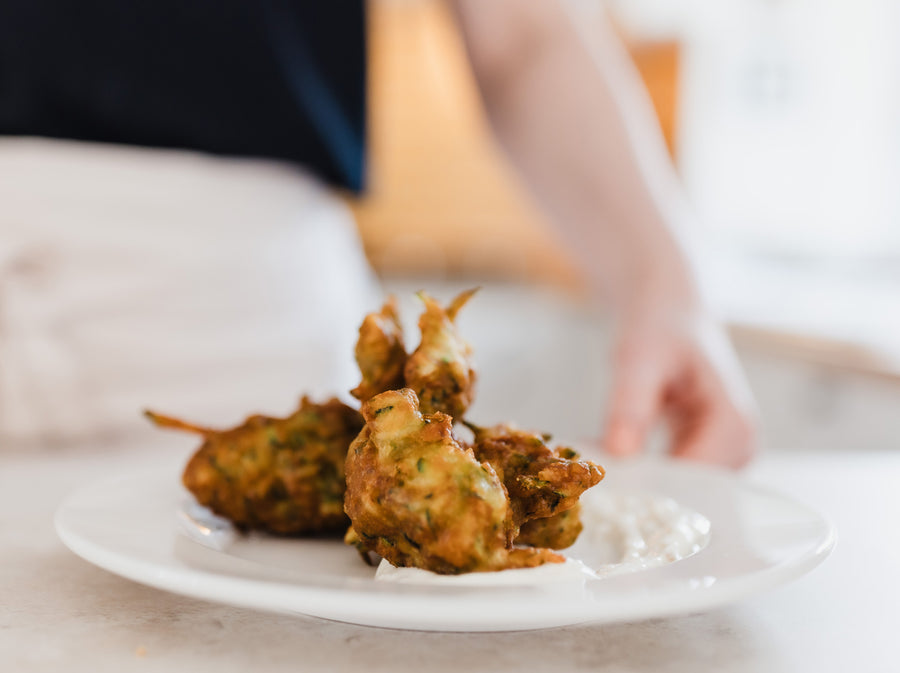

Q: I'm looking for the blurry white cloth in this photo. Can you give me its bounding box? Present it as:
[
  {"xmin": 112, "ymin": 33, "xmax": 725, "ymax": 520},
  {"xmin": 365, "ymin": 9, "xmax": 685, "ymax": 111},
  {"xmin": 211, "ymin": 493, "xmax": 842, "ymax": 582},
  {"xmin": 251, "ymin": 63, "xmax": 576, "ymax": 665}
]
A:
[{"xmin": 0, "ymin": 138, "xmax": 379, "ymax": 447}]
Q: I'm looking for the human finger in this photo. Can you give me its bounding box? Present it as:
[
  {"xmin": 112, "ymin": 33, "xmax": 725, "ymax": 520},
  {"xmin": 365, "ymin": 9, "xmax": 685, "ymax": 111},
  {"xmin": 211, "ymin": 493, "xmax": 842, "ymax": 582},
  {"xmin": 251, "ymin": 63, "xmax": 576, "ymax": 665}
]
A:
[
  {"xmin": 602, "ymin": 341, "xmax": 667, "ymax": 457},
  {"xmin": 666, "ymin": 366, "xmax": 756, "ymax": 469}
]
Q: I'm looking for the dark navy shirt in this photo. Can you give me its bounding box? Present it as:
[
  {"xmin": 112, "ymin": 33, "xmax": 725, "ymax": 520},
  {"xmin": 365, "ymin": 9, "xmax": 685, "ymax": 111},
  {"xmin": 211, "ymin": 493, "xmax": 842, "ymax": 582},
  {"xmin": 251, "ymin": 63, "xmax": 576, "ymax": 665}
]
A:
[{"xmin": 0, "ymin": 0, "xmax": 367, "ymax": 191}]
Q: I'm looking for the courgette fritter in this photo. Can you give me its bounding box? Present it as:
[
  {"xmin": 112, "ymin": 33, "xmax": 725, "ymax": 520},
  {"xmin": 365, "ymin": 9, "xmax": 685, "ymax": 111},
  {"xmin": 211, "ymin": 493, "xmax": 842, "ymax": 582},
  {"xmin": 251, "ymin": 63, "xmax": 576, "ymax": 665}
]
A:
[
  {"xmin": 403, "ymin": 289, "xmax": 478, "ymax": 419},
  {"xmin": 146, "ymin": 397, "xmax": 363, "ymax": 535},
  {"xmin": 350, "ymin": 296, "xmax": 407, "ymax": 403},
  {"xmin": 468, "ymin": 423, "xmax": 604, "ymax": 548},
  {"xmin": 344, "ymin": 389, "xmax": 563, "ymax": 574}
]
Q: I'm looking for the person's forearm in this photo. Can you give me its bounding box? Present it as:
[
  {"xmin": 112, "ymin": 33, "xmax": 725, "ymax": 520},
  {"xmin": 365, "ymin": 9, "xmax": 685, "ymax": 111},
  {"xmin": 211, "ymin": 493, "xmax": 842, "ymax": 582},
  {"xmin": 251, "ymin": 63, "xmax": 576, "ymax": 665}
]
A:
[{"xmin": 452, "ymin": 1, "xmax": 699, "ymax": 316}]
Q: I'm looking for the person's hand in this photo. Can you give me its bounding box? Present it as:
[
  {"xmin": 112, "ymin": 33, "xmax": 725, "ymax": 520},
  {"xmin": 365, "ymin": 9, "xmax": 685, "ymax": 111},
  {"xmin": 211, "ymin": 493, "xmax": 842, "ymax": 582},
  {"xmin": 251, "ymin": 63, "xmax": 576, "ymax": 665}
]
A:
[
  {"xmin": 451, "ymin": 0, "xmax": 757, "ymax": 468},
  {"xmin": 602, "ymin": 306, "xmax": 757, "ymax": 469}
]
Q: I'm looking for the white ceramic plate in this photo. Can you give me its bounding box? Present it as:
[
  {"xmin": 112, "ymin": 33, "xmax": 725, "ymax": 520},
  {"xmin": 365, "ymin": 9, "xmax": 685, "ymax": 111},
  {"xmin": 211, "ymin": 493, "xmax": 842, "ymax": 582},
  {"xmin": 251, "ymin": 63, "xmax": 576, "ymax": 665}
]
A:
[{"xmin": 55, "ymin": 457, "xmax": 835, "ymax": 632}]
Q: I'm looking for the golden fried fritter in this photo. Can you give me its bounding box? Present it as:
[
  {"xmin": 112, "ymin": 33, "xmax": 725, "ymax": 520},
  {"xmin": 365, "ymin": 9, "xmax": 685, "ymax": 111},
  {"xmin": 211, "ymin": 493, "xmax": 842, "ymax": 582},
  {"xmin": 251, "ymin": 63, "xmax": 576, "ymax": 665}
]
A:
[
  {"xmin": 350, "ymin": 296, "xmax": 407, "ymax": 403},
  {"xmin": 146, "ymin": 398, "xmax": 363, "ymax": 535},
  {"xmin": 404, "ymin": 289, "xmax": 478, "ymax": 419},
  {"xmin": 516, "ymin": 503, "xmax": 585, "ymax": 550},
  {"xmin": 344, "ymin": 389, "xmax": 562, "ymax": 574},
  {"xmin": 469, "ymin": 423, "xmax": 604, "ymax": 546}
]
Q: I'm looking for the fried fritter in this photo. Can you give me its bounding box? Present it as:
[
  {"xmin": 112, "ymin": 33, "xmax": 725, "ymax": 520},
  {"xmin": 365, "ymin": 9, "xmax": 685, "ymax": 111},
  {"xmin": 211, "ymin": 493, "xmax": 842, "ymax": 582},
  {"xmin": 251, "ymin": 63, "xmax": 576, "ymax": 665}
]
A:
[
  {"xmin": 350, "ymin": 296, "xmax": 407, "ymax": 403},
  {"xmin": 516, "ymin": 503, "xmax": 585, "ymax": 550},
  {"xmin": 344, "ymin": 389, "xmax": 563, "ymax": 574},
  {"xmin": 469, "ymin": 423, "xmax": 604, "ymax": 547},
  {"xmin": 404, "ymin": 289, "xmax": 477, "ymax": 418},
  {"xmin": 146, "ymin": 397, "xmax": 364, "ymax": 535}
]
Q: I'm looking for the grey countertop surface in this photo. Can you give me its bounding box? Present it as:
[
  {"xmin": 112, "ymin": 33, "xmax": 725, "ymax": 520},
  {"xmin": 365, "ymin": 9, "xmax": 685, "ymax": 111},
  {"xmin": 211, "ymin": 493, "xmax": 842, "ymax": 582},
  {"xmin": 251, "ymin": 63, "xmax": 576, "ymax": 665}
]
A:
[{"xmin": 2, "ymin": 444, "xmax": 895, "ymax": 672}]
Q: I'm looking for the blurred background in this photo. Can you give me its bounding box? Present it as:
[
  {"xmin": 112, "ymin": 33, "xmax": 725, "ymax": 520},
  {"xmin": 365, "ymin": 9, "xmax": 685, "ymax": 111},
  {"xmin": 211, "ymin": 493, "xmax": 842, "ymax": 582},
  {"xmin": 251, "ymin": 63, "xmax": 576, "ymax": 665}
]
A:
[
  {"xmin": 346, "ymin": 0, "xmax": 900, "ymax": 450},
  {"xmin": 2, "ymin": 0, "xmax": 898, "ymax": 453}
]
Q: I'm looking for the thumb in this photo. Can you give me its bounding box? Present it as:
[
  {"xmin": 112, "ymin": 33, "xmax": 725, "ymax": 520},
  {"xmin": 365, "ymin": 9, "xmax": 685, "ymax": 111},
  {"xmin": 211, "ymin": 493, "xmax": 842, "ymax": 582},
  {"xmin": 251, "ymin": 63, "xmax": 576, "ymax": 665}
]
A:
[{"xmin": 602, "ymin": 343, "xmax": 665, "ymax": 457}]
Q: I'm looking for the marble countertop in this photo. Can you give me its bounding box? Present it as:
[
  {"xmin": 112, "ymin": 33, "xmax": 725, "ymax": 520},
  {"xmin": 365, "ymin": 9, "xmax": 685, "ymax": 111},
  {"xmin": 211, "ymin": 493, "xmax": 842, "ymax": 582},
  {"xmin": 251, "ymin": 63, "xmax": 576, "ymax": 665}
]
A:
[{"xmin": 2, "ymin": 445, "xmax": 894, "ymax": 672}]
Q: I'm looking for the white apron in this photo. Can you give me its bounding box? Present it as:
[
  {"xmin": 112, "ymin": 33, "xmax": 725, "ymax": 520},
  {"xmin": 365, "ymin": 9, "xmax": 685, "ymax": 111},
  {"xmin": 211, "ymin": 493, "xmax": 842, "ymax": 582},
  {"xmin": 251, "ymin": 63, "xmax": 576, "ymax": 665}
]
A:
[{"xmin": 0, "ymin": 138, "xmax": 378, "ymax": 448}]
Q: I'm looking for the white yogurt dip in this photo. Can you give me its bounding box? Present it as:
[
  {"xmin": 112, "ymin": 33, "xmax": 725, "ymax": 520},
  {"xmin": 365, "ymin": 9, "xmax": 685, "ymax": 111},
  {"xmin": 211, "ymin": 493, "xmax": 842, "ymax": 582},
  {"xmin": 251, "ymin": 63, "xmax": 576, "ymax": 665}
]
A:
[{"xmin": 578, "ymin": 491, "xmax": 712, "ymax": 577}]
